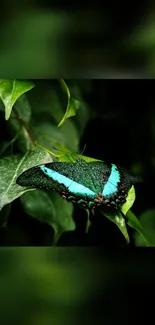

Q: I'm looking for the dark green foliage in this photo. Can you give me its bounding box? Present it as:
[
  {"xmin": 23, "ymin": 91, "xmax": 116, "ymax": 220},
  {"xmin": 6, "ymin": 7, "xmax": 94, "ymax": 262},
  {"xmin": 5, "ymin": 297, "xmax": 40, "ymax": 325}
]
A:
[{"xmin": 0, "ymin": 79, "xmax": 154, "ymax": 247}]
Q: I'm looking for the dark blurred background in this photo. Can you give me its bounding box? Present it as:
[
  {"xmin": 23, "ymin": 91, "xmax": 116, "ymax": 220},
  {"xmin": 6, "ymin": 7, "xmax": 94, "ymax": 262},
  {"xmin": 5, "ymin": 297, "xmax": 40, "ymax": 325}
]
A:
[
  {"xmin": 0, "ymin": 248, "xmax": 154, "ymax": 325},
  {"xmin": 0, "ymin": 1, "xmax": 155, "ymax": 77}
]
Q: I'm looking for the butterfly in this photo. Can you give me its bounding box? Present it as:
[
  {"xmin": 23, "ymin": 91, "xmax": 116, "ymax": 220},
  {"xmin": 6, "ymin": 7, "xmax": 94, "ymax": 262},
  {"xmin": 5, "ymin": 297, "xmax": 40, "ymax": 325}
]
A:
[{"xmin": 16, "ymin": 158, "xmax": 142, "ymax": 210}]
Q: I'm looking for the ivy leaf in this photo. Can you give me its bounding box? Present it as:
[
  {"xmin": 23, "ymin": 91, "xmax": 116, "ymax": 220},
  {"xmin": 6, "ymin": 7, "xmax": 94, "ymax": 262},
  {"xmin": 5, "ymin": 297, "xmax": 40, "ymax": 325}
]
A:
[
  {"xmin": 99, "ymin": 186, "xmax": 153, "ymax": 246},
  {"xmin": 20, "ymin": 190, "xmax": 75, "ymax": 244},
  {"xmin": 121, "ymin": 187, "xmax": 152, "ymax": 246},
  {"xmin": 99, "ymin": 207, "xmax": 130, "ymax": 243},
  {"xmin": 0, "ymin": 148, "xmax": 52, "ymax": 211},
  {"xmin": 58, "ymin": 79, "xmax": 80, "ymax": 127},
  {"xmin": 32, "ymin": 118, "xmax": 79, "ymax": 154},
  {"xmin": 7, "ymin": 94, "xmax": 33, "ymax": 153},
  {"xmin": 53, "ymin": 148, "xmax": 103, "ymax": 163},
  {"xmin": 134, "ymin": 209, "xmax": 155, "ymax": 246},
  {"xmin": 0, "ymin": 203, "xmax": 11, "ymax": 226},
  {"xmin": 127, "ymin": 209, "xmax": 153, "ymax": 246},
  {"xmin": 121, "ymin": 185, "xmax": 136, "ymax": 215},
  {"xmin": 0, "ymin": 79, "xmax": 35, "ymax": 120},
  {"xmin": 98, "ymin": 186, "xmax": 137, "ymax": 243}
]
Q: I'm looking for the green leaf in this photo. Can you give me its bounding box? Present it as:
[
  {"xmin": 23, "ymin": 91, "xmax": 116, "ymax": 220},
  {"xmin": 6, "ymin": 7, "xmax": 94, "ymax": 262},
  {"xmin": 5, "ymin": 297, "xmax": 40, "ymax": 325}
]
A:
[
  {"xmin": 98, "ymin": 185, "xmax": 154, "ymax": 245},
  {"xmin": 126, "ymin": 210, "xmax": 152, "ymax": 246},
  {"xmin": 31, "ymin": 118, "xmax": 79, "ymax": 154},
  {"xmin": 85, "ymin": 209, "xmax": 92, "ymax": 233},
  {"xmin": 99, "ymin": 207, "xmax": 130, "ymax": 243},
  {"xmin": 121, "ymin": 185, "xmax": 136, "ymax": 215},
  {"xmin": 20, "ymin": 190, "xmax": 75, "ymax": 244},
  {"xmin": 120, "ymin": 187, "xmax": 152, "ymax": 246},
  {"xmin": 0, "ymin": 79, "xmax": 35, "ymax": 120},
  {"xmin": 99, "ymin": 185, "xmax": 153, "ymax": 246},
  {"xmin": 98, "ymin": 186, "xmax": 137, "ymax": 243},
  {"xmin": 58, "ymin": 79, "xmax": 81, "ymax": 127},
  {"xmin": 0, "ymin": 148, "xmax": 52, "ymax": 211},
  {"xmin": 0, "ymin": 203, "xmax": 11, "ymax": 227},
  {"xmin": 27, "ymin": 80, "xmax": 66, "ymax": 124},
  {"xmin": 14, "ymin": 93, "xmax": 32, "ymax": 123},
  {"xmin": 80, "ymin": 155, "xmax": 102, "ymax": 163},
  {"xmin": 120, "ymin": 186, "xmax": 152, "ymax": 245},
  {"xmin": 132, "ymin": 209, "xmax": 155, "ymax": 246},
  {"xmin": 54, "ymin": 149, "xmax": 103, "ymax": 163},
  {"xmin": 66, "ymin": 82, "xmax": 91, "ymax": 138},
  {"xmin": 0, "ymin": 140, "xmax": 16, "ymax": 157},
  {"xmin": 35, "ymin": 146, "xmax": 102, "ymax": 164},
  {"xmin": 7, "ymin": 94, "xmax": 33, "ymax": 153}
]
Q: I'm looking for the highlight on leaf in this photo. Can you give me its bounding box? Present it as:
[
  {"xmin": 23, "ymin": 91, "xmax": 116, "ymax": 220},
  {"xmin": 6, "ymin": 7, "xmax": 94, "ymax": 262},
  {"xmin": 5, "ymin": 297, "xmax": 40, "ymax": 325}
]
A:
[
  {"xmin": 0, "ymin": 79, "xmax": 35, "ymax": 120},
  {"xmin": 58, "ymin": 79, "xmax": 81, "ymax": 127}
]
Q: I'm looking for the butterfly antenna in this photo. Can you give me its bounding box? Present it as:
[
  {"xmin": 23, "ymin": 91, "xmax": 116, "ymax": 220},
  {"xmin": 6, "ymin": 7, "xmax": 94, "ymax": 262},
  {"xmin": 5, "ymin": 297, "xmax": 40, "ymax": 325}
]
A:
[{"xmin": 80, "ymin": 144, "xmax": 87, "ymax": 156}]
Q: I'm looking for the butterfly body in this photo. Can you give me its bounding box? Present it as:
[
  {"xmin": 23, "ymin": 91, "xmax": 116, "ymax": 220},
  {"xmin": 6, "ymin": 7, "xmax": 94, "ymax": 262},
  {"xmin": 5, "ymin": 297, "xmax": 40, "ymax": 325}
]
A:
[{"xmin": 16, "ymin": 158, "xmax": 141, "ymax": 209}]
